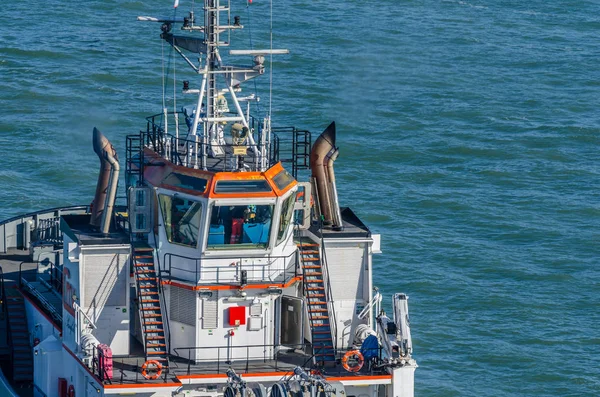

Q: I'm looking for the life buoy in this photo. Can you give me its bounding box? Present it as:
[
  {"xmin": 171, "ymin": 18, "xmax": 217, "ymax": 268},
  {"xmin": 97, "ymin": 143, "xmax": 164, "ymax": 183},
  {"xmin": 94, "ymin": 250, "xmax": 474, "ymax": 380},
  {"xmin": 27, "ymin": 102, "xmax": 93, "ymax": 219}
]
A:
[
  {"xmin": 341, "ymin": 350, "xmax": 364, "ymax": 373},
  {"xmin": 67, "ymin": 384, "xmax": 75, "ymax": 397},
  {"xmin": 141, "ymin": 360, "xmax": 162, "ymax": 380}
]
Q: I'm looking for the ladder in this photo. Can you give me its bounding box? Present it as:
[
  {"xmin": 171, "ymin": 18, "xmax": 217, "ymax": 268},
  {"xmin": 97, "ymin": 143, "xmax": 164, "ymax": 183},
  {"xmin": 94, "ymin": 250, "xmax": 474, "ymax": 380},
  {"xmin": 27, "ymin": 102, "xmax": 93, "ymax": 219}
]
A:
[
  {"xmin": 5, "ymin": 288, "xmax": 33, "ymax": 383},
  {"xmin": 133, "ymin": 244, "xmax": 169, "ymax": 369},
  {"xmin": 298, "ymin": 242, "xmax": 336, "ymax": 365}
]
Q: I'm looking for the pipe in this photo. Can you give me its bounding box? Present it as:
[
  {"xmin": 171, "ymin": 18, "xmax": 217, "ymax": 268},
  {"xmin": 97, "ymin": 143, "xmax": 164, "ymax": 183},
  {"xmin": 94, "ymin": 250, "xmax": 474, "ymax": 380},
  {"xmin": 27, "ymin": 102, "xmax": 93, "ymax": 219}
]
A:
[
  {"xmin": 310, "ymin": 122, "xmax": 336, "ymax": 225},
  {"xmin": 91, "ymin": 127, "xmax": 120, "ymax": 234},
  {"xmin": 325, "ymin": 147, "xmax": 343, "ymax": 231}
]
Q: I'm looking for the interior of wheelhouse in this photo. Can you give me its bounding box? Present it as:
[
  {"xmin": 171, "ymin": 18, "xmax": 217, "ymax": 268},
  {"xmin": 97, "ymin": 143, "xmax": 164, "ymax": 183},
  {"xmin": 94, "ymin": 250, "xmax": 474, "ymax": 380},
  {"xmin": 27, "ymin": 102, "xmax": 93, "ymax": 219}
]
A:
[{"xmin": 155, "ymin": 191, "xmax": 296, "ymax": 252}]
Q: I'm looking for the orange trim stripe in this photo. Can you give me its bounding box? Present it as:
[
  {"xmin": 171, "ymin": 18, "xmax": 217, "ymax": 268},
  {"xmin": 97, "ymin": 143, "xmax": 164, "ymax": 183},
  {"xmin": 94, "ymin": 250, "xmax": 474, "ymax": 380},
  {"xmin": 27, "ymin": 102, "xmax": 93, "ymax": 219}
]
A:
[
  {"xmin": 104, "ymin": 382, "xmax": 183, "ymax": 389},
  {"xmin": 177, "ymin": 371, "xmax": 291, "ymax": 380},
  {"xmin": 326, "ymin": 375, "xmax": 392, "ymax": 381},
  {"xmin": 163, "ymin": 276, "xmax": 302, "ymax": 291}
]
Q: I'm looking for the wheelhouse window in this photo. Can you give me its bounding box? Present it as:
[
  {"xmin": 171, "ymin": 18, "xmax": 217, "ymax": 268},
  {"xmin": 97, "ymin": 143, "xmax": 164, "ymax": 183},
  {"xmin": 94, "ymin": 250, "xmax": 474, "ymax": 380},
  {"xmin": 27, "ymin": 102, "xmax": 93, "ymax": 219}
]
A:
[
  {"xmin": 277, "ymin": 194, "xmax": 296, "ymax": 245},
  {"xmin": 158, "ymin": 194, "xmax": 203, "ymax": 247},
  {"xmin": 208, "ymin": 204, "xmax": 274, "ymax": 249}
]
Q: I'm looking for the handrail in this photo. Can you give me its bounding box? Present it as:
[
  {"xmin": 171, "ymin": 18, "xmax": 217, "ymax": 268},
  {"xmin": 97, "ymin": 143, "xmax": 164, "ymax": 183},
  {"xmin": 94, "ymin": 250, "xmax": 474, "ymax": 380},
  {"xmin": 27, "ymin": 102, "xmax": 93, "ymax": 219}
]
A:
[
  {"xmin": 173, "ymin": 342, "xmax": 381, "ymax": 377},
  {"xmin": 73, "ymin": 301, "xmax": 97, "ymax": 331},
  {"xmin": 318, "ymin": 223, "xmax": 339, "ymax": 352},
  {"xmin": 20, "ymin": 277, "xmax": 62, "ymax": 324},
  {"xmin": 142, "ymin": 111, "xmax": 281, "ymax": 172},
  {"xmin": 0, "ymin": 266, "xmax": 8, "ymax": 346},
  {"xmin": 154, "ymin": 253, "xmax": 172, "ymax": 359},
  {"xmin": 162, "ymin": 250, "xmax": 298, "ymax": 285}
]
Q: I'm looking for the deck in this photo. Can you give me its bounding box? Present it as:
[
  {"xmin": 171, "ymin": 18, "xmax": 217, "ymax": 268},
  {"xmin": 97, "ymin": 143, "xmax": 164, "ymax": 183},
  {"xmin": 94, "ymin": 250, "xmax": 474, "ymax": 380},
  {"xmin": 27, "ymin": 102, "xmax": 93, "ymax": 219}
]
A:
[{"xmin": 0, "ymin": 248, "xmax": 386, "ymax": 389}]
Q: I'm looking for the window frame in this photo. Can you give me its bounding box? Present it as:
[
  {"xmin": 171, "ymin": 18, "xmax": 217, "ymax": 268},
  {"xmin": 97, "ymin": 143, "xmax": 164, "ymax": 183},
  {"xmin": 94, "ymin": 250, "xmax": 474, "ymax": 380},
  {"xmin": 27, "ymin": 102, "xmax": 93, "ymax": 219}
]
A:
[
  {"xmin": 203, "ymin": 198, "xmax": 278, "ymax": 254},
  {"xmin": 157, "ymin": 190, "xmax": 205, "ymax": 249}
]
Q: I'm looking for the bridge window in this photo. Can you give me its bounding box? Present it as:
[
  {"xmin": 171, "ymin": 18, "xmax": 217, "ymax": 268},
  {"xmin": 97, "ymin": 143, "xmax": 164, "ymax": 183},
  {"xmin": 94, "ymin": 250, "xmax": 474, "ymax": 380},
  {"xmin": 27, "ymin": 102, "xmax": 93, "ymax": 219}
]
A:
[
  {"xmin": 158, "ymin": 194, "xmax": 203, "ymax": 247},
  {"xmin": 277, "ymin": 194, "xmax": 296, "ymax": 245},
  {"xmin": 208, "ymin": 204, "xmax": 274, "ymax": 249}
]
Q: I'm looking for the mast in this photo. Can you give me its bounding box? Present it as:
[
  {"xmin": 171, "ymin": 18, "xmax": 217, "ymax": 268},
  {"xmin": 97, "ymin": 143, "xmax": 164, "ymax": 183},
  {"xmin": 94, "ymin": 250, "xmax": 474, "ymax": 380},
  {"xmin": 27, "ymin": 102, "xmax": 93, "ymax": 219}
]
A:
[{"xmin": 139, "ymin": 0, "xmax": 288, "ymax": 172}]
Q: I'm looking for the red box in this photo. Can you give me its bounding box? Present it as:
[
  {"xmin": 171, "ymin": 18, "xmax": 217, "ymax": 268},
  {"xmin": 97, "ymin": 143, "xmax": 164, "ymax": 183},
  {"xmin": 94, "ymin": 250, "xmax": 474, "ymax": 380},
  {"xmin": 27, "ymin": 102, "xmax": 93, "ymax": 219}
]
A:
[
  {"xmin": 228, "ymin": 306, "xmax": 246, "ymax": 326},
  {"xmin": 97, "ymin": 343, "xmax": 113, "ymax": 380},
  {"xmin": 58, "ymin": 378, "xmax": 68, "ymax": 397}
]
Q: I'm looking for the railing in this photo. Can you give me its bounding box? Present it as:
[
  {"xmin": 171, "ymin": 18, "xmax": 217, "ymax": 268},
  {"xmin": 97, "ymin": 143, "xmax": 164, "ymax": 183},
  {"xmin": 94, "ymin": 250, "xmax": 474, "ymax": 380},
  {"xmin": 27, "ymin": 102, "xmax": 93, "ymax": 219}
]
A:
[
  {"xmin": 35, "ymin": 217, "xmax": 61, "ymax": 245},
  {"xmin": 155, "ymin": 253, "xmax": 172, "ymax": 356},
  {"xmin": 73, "ymin": 301, "xmax": 97, "ymax": 332},
  {"xmin": 173, "ymin": 343, "xmax": 385, "ymax": 377},
  {"xmin": 318, "ymin": 226, "xmax": 339, "ymax": 352},
  {"xmin": 19, "ymin": 276, "xmax": 62, "ymax": 325},
  {"xmin": 0, "ymin": 205, "xmax": 89, "ymax": 253},
  {"xmin": 162, "ymin": 250, "xmax": 299, "ymax": 286},
  {"xmin": 0, "ymin": 266, "xmax": 7, "ymax": 346},
  {"xmin": 48, "ymin": 260, "xmax": 62, "ymax": 294}
]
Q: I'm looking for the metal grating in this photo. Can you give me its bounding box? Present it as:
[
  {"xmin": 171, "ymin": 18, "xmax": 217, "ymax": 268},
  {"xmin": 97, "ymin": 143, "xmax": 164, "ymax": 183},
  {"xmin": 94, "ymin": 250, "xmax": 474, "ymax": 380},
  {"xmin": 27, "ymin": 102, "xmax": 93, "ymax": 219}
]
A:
[
  {"xmin": 84, "ymin": 254, "xmax": 127, "ymax": 310},
  {"xmin": 170, "ymin": 286, "xmax": 196, "ymax": 326},
  {"xmin": 202, "ymin": 294, "xmax": 218, "ymax": 329}
]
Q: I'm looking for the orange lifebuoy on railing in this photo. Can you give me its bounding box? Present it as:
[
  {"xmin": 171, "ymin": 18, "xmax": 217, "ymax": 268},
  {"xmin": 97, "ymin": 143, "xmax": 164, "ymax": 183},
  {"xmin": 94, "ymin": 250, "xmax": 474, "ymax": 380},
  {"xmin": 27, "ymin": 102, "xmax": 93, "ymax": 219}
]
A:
[
  {"xmin": 341, "ymin": 350, "xmax": 364, "ymax": 373},
  {"xmin": 67, "ymin": 384, "xmax": 75, "ymax": 397},
  {"xmin": 141, "ymin": 360, "xmax": 163, "ymax": 380}
]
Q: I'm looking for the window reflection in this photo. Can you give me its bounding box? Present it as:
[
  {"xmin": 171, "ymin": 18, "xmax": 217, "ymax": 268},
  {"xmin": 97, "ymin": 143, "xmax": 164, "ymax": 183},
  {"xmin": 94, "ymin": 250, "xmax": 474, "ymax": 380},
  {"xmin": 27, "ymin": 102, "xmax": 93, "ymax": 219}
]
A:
[
  {"xmin": 208, "ymin": 204, "xmax": 274, "ymax": 249},
  {"xmin": 159, "ymin": 195, "xmax": 202, "ymax": 247},
  {"xmin": 277, "ymin": 194, "xmax": 296, "ymax": 245}
]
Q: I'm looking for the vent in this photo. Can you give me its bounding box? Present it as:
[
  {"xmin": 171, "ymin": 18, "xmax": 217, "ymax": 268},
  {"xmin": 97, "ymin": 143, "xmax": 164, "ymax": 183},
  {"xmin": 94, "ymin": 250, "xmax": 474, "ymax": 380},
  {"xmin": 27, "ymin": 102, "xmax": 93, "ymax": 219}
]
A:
[
  {"xmin": 170, "ymin": 286, "xmax": 196, "ymax": 326},
  {"xmin": 202, "ymin": 294, "xmax": 218, "ymax": 329},
  {"xmin": 84, "ymin": 254, "xmax": 127, "ymax": 311},
  {"xmin": 250, "ymin": 302, "xmax": 262, "ymax": 317}
]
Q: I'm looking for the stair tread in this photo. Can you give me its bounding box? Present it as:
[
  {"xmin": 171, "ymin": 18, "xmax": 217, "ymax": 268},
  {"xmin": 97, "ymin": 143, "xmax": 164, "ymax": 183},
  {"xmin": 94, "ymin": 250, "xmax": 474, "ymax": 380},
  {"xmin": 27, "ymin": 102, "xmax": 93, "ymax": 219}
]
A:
[
  {"xmin": 300, "ymin": 250, "xmax": 320, "ymax": 254},
  {"xmin": 146, "ymin": 336, "xmax": 165, "ymax": 340},
  {"xmin": 309, "ymin": 309, "xmax": 328, "ymax": 312},
  {"xmin": 146, "ymin": 343, "xmax": 167, "ymax": 347},
  {"xmin": 304, "ymin": 272, "xmax": 323, "ymax": 276},
  {"xmin": 303, "ymin": 265, "xmax": 321, "ymax": 269},
  {"xmin": 140, "ymin": 298, "xmax": 160, "ymax": 303},
  {"xmin": 144, "ymin": 329, "xmax": 165, "ymax": 333},
  {"xmin": 306, "ymin": 287, "xmax": 325, "ymax": 290},
  {"xmin": 297, "ymin": 243, "xmax": 319, "ymax": 247},
  {"xmin": 141, "ymin": 306, "xmax": 162, "ymax": 311}
]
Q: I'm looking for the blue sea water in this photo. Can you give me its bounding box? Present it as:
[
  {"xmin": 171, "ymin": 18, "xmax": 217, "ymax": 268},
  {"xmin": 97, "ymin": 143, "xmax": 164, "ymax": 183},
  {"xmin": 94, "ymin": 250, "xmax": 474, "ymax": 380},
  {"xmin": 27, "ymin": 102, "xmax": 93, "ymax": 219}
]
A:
[{"xmin": 1, "ymin": 0, "xmax": 599, "ymax": 395}]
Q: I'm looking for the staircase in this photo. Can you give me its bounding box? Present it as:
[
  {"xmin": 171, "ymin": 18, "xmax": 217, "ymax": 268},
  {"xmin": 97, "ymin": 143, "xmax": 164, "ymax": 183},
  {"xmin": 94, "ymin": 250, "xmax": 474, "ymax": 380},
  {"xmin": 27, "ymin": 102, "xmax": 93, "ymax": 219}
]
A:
[
  {"xmin": 298, "ymin": 242, "xmax": 336, "ymax": 366},
  {"xmin": 5, "ymin": 288, "xmax": 33, "ymax": 384},
  {"xmin": 132, "ymin": 244, "xmax": 169, "ymax": 369}
]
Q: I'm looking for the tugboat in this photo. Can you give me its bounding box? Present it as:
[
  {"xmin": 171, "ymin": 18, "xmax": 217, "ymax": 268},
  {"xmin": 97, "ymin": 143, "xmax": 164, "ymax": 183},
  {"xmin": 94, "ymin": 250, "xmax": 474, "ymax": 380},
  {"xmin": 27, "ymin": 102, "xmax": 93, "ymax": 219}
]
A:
[{"xmin": 0, "ymin": 0, "xmax": 416, "ymax": 396}]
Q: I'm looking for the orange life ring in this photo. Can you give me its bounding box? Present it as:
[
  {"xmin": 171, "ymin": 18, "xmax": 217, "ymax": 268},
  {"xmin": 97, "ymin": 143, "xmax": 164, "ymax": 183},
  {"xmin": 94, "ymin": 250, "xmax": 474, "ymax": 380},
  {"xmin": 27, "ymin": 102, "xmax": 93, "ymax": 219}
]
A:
[
  {"xmin": 67, "ymin": 384, "xmax": 75, "ymax": 397},
  {"xmin": 341, "ymin": 350, "xmax": 364, "ymax": 373},
  {"xmin": 141, "ymin": 360, "xmax": 162, "ymax": 380}
]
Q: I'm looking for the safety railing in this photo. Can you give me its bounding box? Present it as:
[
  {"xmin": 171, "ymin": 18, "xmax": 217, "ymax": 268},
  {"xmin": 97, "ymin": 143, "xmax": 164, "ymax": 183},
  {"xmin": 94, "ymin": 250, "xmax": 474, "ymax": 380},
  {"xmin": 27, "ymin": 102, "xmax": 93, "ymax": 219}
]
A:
[
  {"xmin": 317, "ymin": 225, "xmax": 339, "ymax": 352},
  {"xmin": 173, "ymin": 343, "xmax": 386, "ymax": 377},
  {"xmin": 143, "ymin": 111, "xmax": 285, "ymax": 173},
  {"xmin": 162, "ymin": 250, "xmax": 299, "ymax": 286}
]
